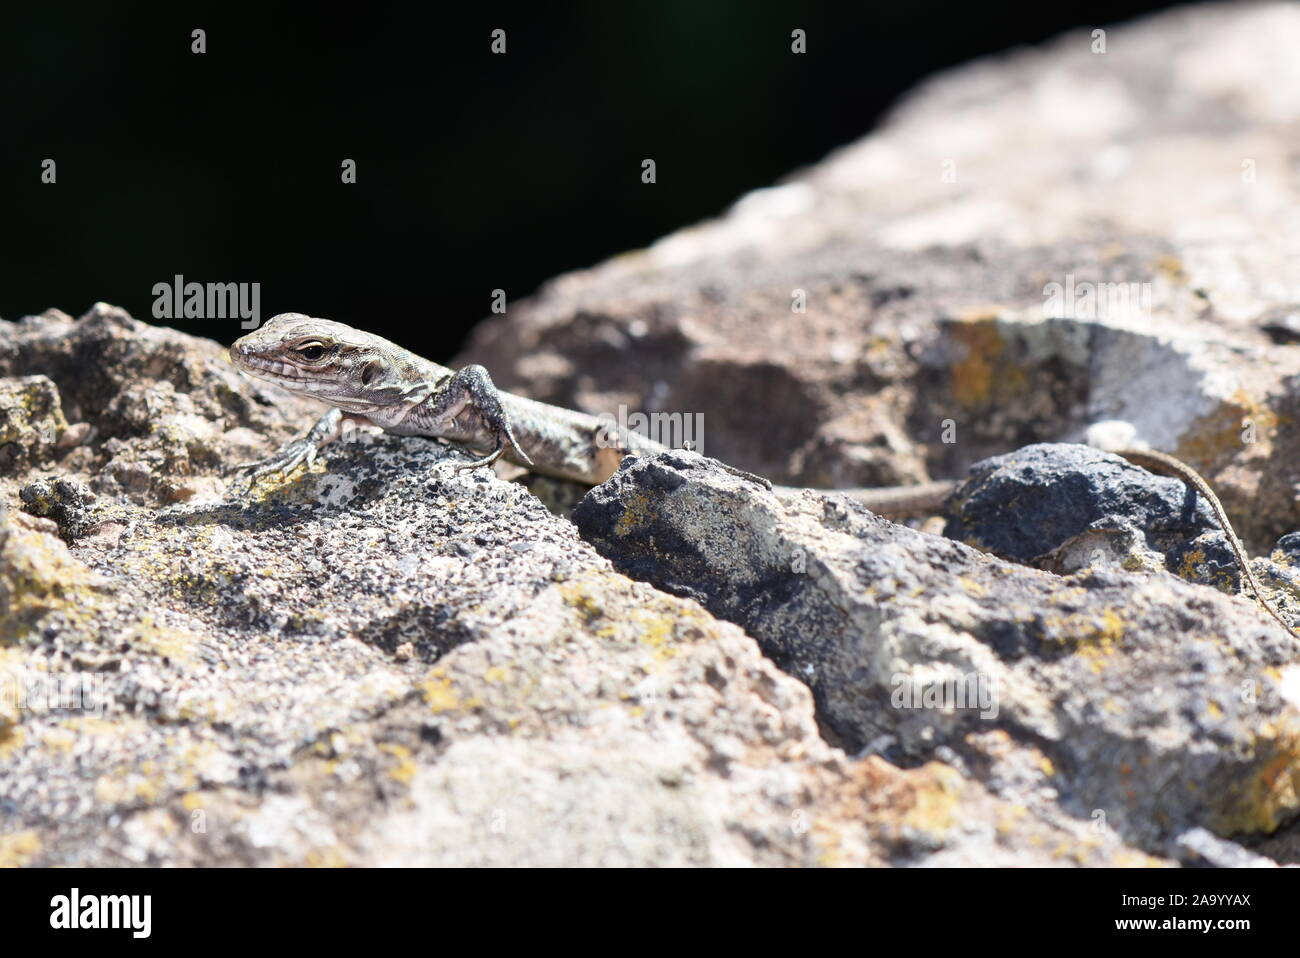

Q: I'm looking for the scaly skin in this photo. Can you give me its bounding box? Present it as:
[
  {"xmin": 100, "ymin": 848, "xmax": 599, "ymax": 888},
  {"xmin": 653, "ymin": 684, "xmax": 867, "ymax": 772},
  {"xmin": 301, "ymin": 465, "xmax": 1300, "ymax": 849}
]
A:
[
  {"xmin": 228, "ymin": 312, "xmax": 1295, "ymax": 636},
  {"xmin": 230, "ymin": 313, "xmax": 734, "ymax": 485}
]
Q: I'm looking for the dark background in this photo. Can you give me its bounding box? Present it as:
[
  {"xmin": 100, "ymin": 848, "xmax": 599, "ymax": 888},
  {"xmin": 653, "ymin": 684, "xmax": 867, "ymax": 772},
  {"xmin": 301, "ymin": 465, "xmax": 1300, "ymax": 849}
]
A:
[{"xmin": 1, "ymin": 1, "xmax": 1179, "ymax": 360}]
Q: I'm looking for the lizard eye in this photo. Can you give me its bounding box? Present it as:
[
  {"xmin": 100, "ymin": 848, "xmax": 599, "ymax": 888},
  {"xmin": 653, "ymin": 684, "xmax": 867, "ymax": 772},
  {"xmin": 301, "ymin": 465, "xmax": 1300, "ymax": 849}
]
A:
[{"xmin": 296, "ymin": 342, "xmax": 328, "ymax": 362}]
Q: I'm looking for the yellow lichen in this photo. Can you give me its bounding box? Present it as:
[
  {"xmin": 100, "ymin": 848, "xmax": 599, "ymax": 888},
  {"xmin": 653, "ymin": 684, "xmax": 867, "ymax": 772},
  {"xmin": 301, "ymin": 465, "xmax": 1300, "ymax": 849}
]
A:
[
  {"xmin": 1175, "ymin": 390, "xmax": 1279, "ymax": 476},
  {"xmin": 0, "ymin": 725, "xmax": 25, "ymax": 761},
  {"xmin": 304, "ymin": 846, "xmax": 351, "ymax": 868},
  {"xmin": 557, "ymin": 580, "xmax": 605, "ymax": 623},
  {"xmin": 0, "ymin": 830, "xmax": 42, "ymax": 867},
  {"xmin": 1043, "ymin": 607, "xmax": 1126, "ymax": 673},
  {"xmin": 420, "ymin": 669, "xmax": 462, "ymax": 713},
  {"xmin": 630, "ymin": 608, "xmax": 679, "ymax": 660},
  {"xmin": 947, "ymin": 314, "xmax": 1020, "ymax": 408},
  {"xmin": 40, "ymin": 728, "xmax": 77, "ymax": 753},
  {"xmin": 1177, "ymin": 547, "xmax": 1207, "ymax": 580},
  {"xmin": 995, "ymin": 803, "xmax": 1028, "ymax": 838},
  {"xmin": 378, "ymin": 743, "xmax": 417, "ymax": 785},
  {"xmin": 1152, "ymin": 254, "xmax": 1186, "ymax": 283},
  {"xmin": 0, "ymin": 517, "xmax": 109, "ymax": 644},
  {"xmin": 613, "ymin": 492, "xmax": 653, "ymax": 537},
  {"xmin": 899, "ymin": 763, "xmax": 963, "ymax": 837},
  {"xmin": 125, "ymin": 615, "xmax": 202, "ymax": 665},
  {"xmin": 1212, "ymin": 720, "xmax": 1300, "ymax": 834},
  {"xmin": 240, "ymin": 458, "xmax": 330, "ymax": 502}
]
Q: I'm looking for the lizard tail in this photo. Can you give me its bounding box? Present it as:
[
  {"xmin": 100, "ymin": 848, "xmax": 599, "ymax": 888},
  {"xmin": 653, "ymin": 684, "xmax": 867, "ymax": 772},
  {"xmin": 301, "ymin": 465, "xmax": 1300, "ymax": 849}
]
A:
[{"xmin": 773, "ymin": 479, "xmax": 957, "ymax": 518}]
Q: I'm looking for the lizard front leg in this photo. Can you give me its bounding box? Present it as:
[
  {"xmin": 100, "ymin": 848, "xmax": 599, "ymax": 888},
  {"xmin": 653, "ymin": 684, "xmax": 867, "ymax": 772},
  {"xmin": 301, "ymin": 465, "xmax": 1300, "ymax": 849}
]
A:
[
  {"xmin": 421, "ymin": 365, "xmax": 534, "ymax": 471},
  {"xmin": 231, "ymin": 407, "xmax": 349, "ymax": 482}
]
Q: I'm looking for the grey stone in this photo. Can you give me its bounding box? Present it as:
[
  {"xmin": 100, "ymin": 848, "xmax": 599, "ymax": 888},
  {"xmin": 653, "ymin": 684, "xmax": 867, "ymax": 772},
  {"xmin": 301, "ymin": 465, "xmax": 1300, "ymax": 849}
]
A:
[
  {"xmin": 457, "ymin": 3, "xmax": 1300, "ymax": 552},
  {"xmin": 11, "ymin": 1, "xmax": 1300, "ymax": 867},
  {"xmin": 2, "ymin": 308, "xmax": 1157, "ymax": 867},
  {"xmin": 574, "ymin": 450, "xmax": 1300, "ymax": 851},
  {"xmin": 1175, "ymin": 828, "xmax": 1276, "ymax": 869}
]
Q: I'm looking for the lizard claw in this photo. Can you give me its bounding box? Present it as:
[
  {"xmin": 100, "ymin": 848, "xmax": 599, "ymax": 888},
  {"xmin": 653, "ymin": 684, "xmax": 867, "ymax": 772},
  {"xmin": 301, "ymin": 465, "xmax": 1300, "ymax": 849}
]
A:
[
  {"xmin": 507, "ymin": 431, "xmax": 533, "ymax": 469},
  {"xmin": 230, "ymin": 438, "xmax": 319, "ymax": 483},
  {"xmin": 227, "ymin": 408, "xmax": 341, "ymax": 489},
  {"xmin": 453, "ymin": 436, "xmax": 508, "ymax": 473}
]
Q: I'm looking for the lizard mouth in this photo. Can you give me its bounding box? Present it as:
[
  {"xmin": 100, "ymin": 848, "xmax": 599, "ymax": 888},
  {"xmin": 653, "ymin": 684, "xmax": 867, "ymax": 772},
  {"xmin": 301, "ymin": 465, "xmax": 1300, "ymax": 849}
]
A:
[
  {"xmin": 232, "ymin": 348, "xmax": 304, "ymax": 377},
  {"xmin": 230, "ymin": 347, "xmax": 338, "ymax": 390}
]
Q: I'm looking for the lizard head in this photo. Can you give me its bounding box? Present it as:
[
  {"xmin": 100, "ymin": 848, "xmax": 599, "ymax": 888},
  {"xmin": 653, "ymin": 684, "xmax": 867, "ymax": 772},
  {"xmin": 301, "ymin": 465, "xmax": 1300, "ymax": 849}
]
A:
[{"xmin": 229, "ymin": 313, "xmax": 413, "ymax": 412}]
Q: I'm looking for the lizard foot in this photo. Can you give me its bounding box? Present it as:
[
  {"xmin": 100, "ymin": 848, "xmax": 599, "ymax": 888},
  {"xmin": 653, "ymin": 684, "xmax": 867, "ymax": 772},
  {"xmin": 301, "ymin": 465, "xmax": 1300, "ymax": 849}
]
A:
[
  {"xmin": 452, "ymin": 436, "xmax": 508, "ymax": 473},
  {"xmin": 230, "ymin": 437, "xmax": 320, "ymax": 482},
  {"xmin": 426, "ymin": 365, "xmax": 534, "ymax": 471},
  {"xmin": 226, "ymin": 408, "xmax": 343, "ymax": 490}
]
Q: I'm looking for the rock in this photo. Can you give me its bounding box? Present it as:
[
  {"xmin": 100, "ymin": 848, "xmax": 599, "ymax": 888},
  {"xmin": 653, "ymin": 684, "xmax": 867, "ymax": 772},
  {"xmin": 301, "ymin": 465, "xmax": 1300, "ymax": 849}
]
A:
[
  {"xmin": 0, "ymin": 303, "xmax": 322, "ymax": 507},
  {"xmin": 0, "ymin": 429, "xmax": 1152, "ymax": 866},
  {"xmin": 0, "ymin": 505, "xmax": 118, "ymax": 648},
  {"xmin": 0, "ymin": 314, "xmax": 1158, "ymax": 865},
  {"xmin": 947, "ymin": 443, "xmax": 1223, "ymax": 564},
  {"xmin": 574, "ymin": 450, "xmax": 1300, "ymax": 851},
  {"xmin": 944, "ymin": 442, "xmax": 1268, "ymax": 600},
  {"xmin": 0, "ymin": 377, "xmax": 71, "ymax": 476},
  {"xmin": 12, "ymin": 1, "xmax": 1300, "ymax": 867},
  {"xmin": 457, "ymin": 2, "xmax": 1300, "ymax": 551},
  {"xmin": 1174, "ymin": 828, "xmax": 1276, "ymax": 869}
]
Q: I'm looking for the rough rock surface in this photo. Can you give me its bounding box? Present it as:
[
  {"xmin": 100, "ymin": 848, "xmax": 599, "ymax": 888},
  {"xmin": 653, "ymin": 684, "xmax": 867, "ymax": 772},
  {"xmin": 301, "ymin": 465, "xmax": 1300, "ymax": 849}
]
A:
[
  {"xmin": 458, "ymin": 1, "xmax": 1300, "ymax": 551},
  {"xmin": 10, "ymin": 2, "xmax": 1300, "ymax": 867},
  {"xmin": 575, "ymin": 450, "xmax": 1300, "ymax": 854},
  {"xmin": 943, "ymin": 442, "xmax": 1297, "ymax": 606},
  {"xmin": 0, "ymin": 304, "xmax": 320, "ymax": 510},
  {"xmin": 1, "ymin": 308, "xmax": 1167, "ymax": 867}
]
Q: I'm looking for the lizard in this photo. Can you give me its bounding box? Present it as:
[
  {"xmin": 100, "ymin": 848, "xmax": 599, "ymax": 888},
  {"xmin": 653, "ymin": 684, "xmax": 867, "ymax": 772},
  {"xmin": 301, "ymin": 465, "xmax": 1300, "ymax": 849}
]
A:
[{"xmin": 228, "ymin": 312, "xmax": 1296, "ymax": 636}]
